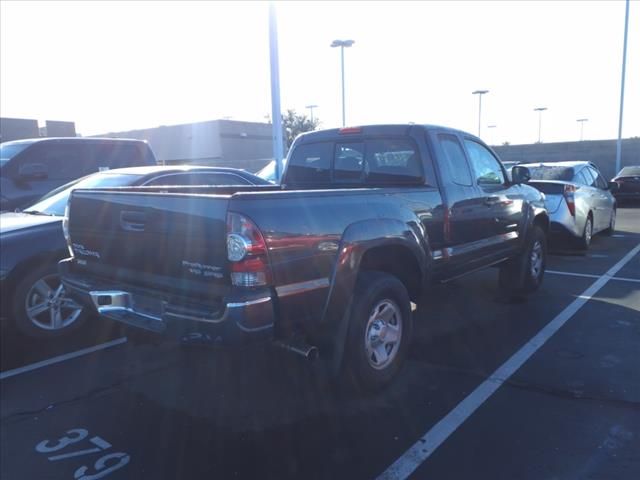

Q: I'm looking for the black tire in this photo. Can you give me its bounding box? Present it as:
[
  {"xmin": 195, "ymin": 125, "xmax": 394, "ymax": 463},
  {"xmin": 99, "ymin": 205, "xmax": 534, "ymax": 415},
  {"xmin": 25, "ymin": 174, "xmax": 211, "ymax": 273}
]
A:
[
  {"xmin": 11, "ymin": 263, "xmax": 87, "ymax": 338},
  {"xmin": 575, "ymin": 214, "xmax": 593, "ymax": 250},
  {"xmin": 603, "ymin": 208, "xmax": 616, "ymax": 236},
  {"xmin": 499, "ymin": 225, "xmax": 547, "ymax": 296},
  {"xmin": 342, "ymin": 271, "xmax": 413, "ymax": 392}
]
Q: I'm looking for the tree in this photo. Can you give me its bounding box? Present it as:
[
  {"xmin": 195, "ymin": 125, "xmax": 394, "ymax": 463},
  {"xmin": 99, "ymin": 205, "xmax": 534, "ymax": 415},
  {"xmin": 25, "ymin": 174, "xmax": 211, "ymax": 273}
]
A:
[{"xmin": 282, "ymin": 109, "xmax": 320, "ymax": 149}]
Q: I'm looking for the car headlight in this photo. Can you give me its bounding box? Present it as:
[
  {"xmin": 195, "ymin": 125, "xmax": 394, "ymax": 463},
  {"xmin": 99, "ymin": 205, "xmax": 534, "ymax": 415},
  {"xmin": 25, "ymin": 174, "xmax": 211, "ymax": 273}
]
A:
[{"xmin": 62, "ymin": 202, "xmax": 74, "ymax": 257}]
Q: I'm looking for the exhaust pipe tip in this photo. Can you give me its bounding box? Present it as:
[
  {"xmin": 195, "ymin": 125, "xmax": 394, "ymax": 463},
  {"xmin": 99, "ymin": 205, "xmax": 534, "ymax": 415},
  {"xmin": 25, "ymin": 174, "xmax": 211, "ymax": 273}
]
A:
[{"xmin": 274, "ymin": 340, "xmax": 319, "ymax": 362}]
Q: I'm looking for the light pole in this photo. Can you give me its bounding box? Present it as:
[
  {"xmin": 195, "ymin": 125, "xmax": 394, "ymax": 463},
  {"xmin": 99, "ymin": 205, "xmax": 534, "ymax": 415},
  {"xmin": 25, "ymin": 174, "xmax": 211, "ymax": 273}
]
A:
[
  {"xmin": 472, "ymin": 90, "xmax": 489, "ymax": 137},
  {"xmin": 534, "ymin": 107, "xmax": 547, "ymax": 143},
  {"xmin": 487, "ymin": 125, "xmax": 497, "ymax": 145},
  {"xmin": 269, "ymin": 3, "xmax": 284, "ymax": 181},
  {"xmin": 616, "ymin": 0, "xmax": 630, "ymax": 175},
  {"xmin": 577, "ymin": 118, "xmax": 588, "ymax": 141},
  {"xmin": 331, "ymin": 39, "xmax": 355, "ymax": 127},
  {"xmin": 305, "ymin": 104, "xmax": 318, "ymax": 123}
]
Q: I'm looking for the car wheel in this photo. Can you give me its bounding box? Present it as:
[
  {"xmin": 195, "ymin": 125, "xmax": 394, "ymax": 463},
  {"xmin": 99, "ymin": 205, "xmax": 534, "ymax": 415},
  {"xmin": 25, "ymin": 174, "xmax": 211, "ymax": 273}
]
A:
[
  {"xmin": 12, "ymin": 263, "xmax": 86, "ymax": 338},
  {"xmin": 342, "ymin": 271, "xmax": 413, "ymax": 392},
  {"xmin": 576, "ymin": 214, "xmax": 593, "ymax": 250},
  {"xmin": 499, "ymin": 225, "xmax": 547, "ymax": 296},
  {"xmin": 603, "ymin": 208, "xmax": 616, "ymax": 236}
]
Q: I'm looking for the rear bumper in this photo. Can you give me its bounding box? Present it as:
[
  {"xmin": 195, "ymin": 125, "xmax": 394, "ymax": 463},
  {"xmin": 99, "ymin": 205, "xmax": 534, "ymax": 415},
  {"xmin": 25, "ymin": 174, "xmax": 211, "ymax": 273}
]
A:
[{"xmin": 59, "ymin": 258, "xmax": 275, "ymax": 345}]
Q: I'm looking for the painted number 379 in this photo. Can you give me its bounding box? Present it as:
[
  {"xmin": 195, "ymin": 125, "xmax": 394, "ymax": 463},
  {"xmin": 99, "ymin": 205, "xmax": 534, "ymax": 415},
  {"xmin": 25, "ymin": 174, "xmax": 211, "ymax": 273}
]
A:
[{"xmin": 35, "ymin": 428, "xmax": 130, "ymax": 480}]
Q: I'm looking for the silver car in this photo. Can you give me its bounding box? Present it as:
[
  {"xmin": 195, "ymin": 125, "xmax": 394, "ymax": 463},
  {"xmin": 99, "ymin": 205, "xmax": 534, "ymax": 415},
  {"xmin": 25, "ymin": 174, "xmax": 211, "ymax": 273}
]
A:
[{"xmin": 520, "ymin": 161, "xmax": 616, "ymax": 249}]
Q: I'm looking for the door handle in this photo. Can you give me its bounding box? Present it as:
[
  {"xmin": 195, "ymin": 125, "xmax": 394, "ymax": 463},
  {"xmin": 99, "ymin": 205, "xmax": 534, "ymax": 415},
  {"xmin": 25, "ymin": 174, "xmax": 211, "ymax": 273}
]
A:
[{"xmin": 120, "ymin": 210, "xmax": 146, "ymax": 232}]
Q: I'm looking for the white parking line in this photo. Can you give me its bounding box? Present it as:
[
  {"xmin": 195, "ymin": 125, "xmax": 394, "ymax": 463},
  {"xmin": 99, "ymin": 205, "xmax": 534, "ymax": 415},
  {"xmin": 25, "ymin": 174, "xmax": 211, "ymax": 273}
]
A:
[
  {"xmin": 0, "ymin": 337, "xmax": 127, "ymax": 381},
  {"xmin": 377, "ymin": 243, "xmax": 640, "ymax": 480},
  {"xmin": 546, "ymin": 270, "xmax": 640, "ymax": 283}
]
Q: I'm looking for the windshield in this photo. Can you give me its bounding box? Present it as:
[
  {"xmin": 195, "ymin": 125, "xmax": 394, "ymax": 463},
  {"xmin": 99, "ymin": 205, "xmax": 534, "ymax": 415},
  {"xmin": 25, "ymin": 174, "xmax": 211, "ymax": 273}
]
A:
[
  {"xmin": 25, "ymin": 172, "xmax": 144, "ymax": 216},
  {"xmin": 526, "ymin": 165, "xmax": 575, "ymax": 181},
  {"xmin": 618, "ymin": 166, "xmax": 640, "ymax": 177},
  {"xmin": 0, "ymin": 141, "xmax": 34, "ymax": 167},
  {"xmin": 256, "ymin": 159, "xmax": 285, "ymax": 183}
]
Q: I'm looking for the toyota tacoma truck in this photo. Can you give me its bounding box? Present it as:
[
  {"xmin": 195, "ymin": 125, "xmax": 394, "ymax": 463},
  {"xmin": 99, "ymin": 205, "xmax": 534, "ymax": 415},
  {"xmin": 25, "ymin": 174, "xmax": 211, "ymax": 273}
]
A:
[{"xmin": 60, "ymin": 125, "xmax": 549, "ymax": 391}]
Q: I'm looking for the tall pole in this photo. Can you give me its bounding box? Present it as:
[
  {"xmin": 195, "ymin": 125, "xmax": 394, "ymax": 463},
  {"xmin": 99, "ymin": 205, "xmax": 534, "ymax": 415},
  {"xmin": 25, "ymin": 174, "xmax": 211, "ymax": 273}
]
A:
[
  {"xmin": 269, "ymin": 3, "xmax": 284, "ymax": 181},
  {"xmin": 534, "ymin": 107, "xmax": 547, "ymax": 143},
  {"xmin": 340, "ymin": 46, "xmax": 346, "ymax": 126},
  {"xmin": 332, "ymin": 40, "xmax": 355, "ymax": 127},
  {"xmin": 577, "ymin": 118, "xmax": 588, "ymax": 141},
  {"xmin": 472, "ymin": 90, "xmax": 489, "ymax": 137},
  {"xmin": 616, "ymin": 0, "xmax": 630, "ymax": 174},
  {"xmin": 305, "ymin": 104, "xmax": 318, "ymax": 123}
]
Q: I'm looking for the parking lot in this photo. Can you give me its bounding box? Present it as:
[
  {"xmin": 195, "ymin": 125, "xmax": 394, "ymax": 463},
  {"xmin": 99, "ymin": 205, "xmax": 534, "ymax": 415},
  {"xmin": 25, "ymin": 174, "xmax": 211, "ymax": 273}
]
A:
[{"xmin": 0, "ymin": 207, "xmax": 638, "ymax": 480}]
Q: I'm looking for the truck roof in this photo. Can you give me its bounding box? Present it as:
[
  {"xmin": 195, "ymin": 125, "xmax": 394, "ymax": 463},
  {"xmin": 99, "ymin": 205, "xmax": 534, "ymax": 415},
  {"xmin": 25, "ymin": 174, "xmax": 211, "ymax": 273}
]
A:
[{"xmin": 295, "ymin": 124, "xmax": 479, "ymax": 144}]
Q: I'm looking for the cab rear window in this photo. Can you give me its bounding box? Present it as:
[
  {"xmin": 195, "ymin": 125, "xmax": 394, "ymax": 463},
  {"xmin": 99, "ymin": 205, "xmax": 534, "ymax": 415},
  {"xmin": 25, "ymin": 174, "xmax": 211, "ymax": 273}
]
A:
[{"xmin": 287, "ymin": 138, "xmax": 423, "ymax": 186}]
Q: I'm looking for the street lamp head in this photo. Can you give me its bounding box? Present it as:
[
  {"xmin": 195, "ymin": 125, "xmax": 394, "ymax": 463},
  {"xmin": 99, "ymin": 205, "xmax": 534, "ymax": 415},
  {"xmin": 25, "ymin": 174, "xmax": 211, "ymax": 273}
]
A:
[
  {"xmin": 306, "ymin": 104, "xmax": 318, "ymax": 109},
  {"xmin": 331, "ymin": 39, "xmax": 355, "ymax": 48},
  {"xmin": 534, "ymin": 107, "xmax": 548, "ymax": 112},
  {"xmin": 472, "ymin": 90, "xmax": 489, "ymax": 95},
  {"xmin": 488, "ymin": 125, "xmax": 497, "ymax": 128},
  {"xmin": 577, "ymin": 118, "xmax": 588, "ymax": 122}
]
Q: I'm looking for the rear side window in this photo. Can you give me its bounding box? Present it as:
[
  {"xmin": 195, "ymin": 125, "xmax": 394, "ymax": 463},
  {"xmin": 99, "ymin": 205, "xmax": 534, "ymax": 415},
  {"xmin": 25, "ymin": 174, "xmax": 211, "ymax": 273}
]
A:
[
  {"xmin": 575, "ymin": 170, "xmax": 591, "ymax": 186},
  {"xmin": 21, "ymin": 143, "xmax": 87, "ymax": 180},
  {"xmin": 286, "ymin": 142, "xmax": 332, "ymax": 184},
  {"xmin": 365, "ymin": 138, "xmax": 422, "ymax": 184},
  {"xmin": 580, "ymin": 167, "xmax": 597, "ymax": 187},
  {"xmin": 89, "ymin": 143, "xmax": 147, "ymax": 173},
  {"xmin": 588, "ymin": 166, "xmax": 607, "ymax": 189},
  {"xmin": 437, "ymin": 134, "xmax": 472, "ymax": 186}
]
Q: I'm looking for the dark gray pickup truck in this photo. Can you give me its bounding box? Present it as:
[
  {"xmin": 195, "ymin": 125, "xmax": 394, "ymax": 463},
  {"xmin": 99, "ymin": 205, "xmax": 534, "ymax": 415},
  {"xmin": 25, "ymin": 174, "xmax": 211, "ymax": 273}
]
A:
[{"xmin": 60, "ymin": 124, "xmax": 549, "ymax": 390}]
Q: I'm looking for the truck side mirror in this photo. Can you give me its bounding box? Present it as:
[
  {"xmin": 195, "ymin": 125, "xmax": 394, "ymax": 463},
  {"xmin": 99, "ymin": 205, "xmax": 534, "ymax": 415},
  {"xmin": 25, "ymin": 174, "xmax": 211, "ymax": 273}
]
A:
[
  {"xmin": 511, "ymin": 165, "xmax": 531, "ymax": 184},
  {"xmin": 607, "ymin": 181, "xmax": 619, "ymax": 192},
  {"xmin": 18, "ymin": 163, "xmax": 48, "ymax": 180}
]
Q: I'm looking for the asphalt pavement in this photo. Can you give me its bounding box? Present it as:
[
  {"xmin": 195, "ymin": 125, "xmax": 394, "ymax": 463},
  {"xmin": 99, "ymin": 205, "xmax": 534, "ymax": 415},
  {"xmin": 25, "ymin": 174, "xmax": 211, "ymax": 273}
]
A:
[{"xmin": 1, "ymin": 207, "xmax": 639, "ymax": 480}]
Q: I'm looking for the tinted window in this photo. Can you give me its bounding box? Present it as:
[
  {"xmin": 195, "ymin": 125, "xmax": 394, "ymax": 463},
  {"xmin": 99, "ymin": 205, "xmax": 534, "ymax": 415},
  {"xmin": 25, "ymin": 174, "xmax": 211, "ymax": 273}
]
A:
[
  {"xmin": 334, "ymin": 143, "xmax": 364, "ymax": 181},
  {"xmin": 575, "ymin": 170, "xmax": 591, "ymax": 186},
  {"xmin": 144, "ymin": 172, "xmax": 252, "ymax": 186},
  {"xmin": 365, "ymin": 138, "xmax": 422, "ymax": 184},
  {"xmin": 19, "ymin": 143, "xmax": 87, "ymax": 180},
  {"xmin": 89, "ymin": 143, "xmax": 147, "ymax": 173},
  {"xmin": 464, "ymin": 140, "xmax": 505, "ymax": 185},
  {"xmin": 286, "ymin": 142, "xmax": 332, "ymax": 184},
  {"xmin": 580, "ymin": 167, "xmax": 597, "ymax": 187},
  {"xmin": 0, "ymin": 142, "xmax": 34, "ymax": 167},
  {"xmin": 527, "ymin": 166, "xmax": 574, "ymax": 181},
  {"xmin": 438, "ymin": 134, "xmax": 472, "ymax": 186},
  {"xmin": 588, "ymin": 166, "xmax": 607, "ymax": 189}
]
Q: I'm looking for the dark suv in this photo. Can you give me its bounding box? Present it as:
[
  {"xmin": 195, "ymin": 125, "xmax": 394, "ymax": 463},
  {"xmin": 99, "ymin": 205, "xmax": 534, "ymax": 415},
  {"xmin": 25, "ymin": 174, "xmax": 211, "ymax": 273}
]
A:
[{"xmin": 0, "ymin": 137, "xmax": 157, "ymax": 211}]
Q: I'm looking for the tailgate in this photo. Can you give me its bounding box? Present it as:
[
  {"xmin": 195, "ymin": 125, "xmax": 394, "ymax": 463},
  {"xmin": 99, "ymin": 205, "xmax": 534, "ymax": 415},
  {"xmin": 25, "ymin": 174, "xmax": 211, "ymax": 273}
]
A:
[{"xmin": 68, "ymin": 189, "xmax": 231, "ymax": 297}]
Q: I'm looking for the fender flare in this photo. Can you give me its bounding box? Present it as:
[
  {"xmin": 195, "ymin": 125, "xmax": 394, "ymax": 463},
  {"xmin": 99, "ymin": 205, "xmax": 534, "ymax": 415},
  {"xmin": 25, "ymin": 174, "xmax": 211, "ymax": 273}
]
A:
[{"xmin": 317, "ymin": 217, "xmax": 431, "ymax": 375}]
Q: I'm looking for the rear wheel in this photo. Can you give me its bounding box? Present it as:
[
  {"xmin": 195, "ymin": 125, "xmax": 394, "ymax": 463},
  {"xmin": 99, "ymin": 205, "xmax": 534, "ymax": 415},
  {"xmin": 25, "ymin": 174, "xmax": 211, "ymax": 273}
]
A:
[
  {"xmin": 499, "ymin": 225, "xmax": 547, "ymax": 296},
  {"xmin": 12, "ymin": 263, "xmax": 86, "ymax": 338},
  {"xmin": 576, "ymin": 215, "xmax": 593, "ymax": 250},
  {"xmin": 342, "ymin": 271, "xmax": 413, "ymax": 392}
]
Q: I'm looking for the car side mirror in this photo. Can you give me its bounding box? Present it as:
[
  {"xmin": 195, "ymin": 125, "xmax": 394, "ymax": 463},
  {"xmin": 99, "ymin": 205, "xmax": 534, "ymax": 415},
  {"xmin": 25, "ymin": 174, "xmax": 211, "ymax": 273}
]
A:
[
  {"xmin": 511, "ymin": 165, "xmax": 531, "ymax": 184},
  {"xmin": 18, "ymin": 163, "xmax": 48, "ymax": 180},
  {"xmin": 607, "ymin": 181, "xmax": 619, "ymax": 192}
]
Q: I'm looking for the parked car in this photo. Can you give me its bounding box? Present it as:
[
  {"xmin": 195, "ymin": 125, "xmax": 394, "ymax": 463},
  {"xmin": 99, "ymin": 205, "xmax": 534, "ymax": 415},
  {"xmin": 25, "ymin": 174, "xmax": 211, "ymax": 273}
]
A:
[
  {"xmin": 611, "ymin": 166, "xmax": 640, "ymax": 202},
  {"xmin": 0, "ymin": 165, "xmax": 270, "ymax": 338},
  {"xmin": 60, "ymin": 124, "xmax": 549, "ymax": 391},
  {"xmin": 0, "ymin": 137, "xmax": 157, "ymax": 211},
  {"xmin": 520, "ymin": 161, "xmax": 617, "ymax": 249}
]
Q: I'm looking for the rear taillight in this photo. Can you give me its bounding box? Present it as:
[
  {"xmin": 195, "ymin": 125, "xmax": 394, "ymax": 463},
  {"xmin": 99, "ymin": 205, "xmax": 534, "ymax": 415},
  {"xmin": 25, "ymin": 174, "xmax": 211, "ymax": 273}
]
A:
[
  {"xmin": 226, "ymin": 212, "xmax": 271, "ymax": 287},
  {"xmin": 339, "ymin": 127, "xmax": 362, "ymax": 135},
  {"xmin": 563, "ymin": 184, "xmax": 577, "ymax": 216}
]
